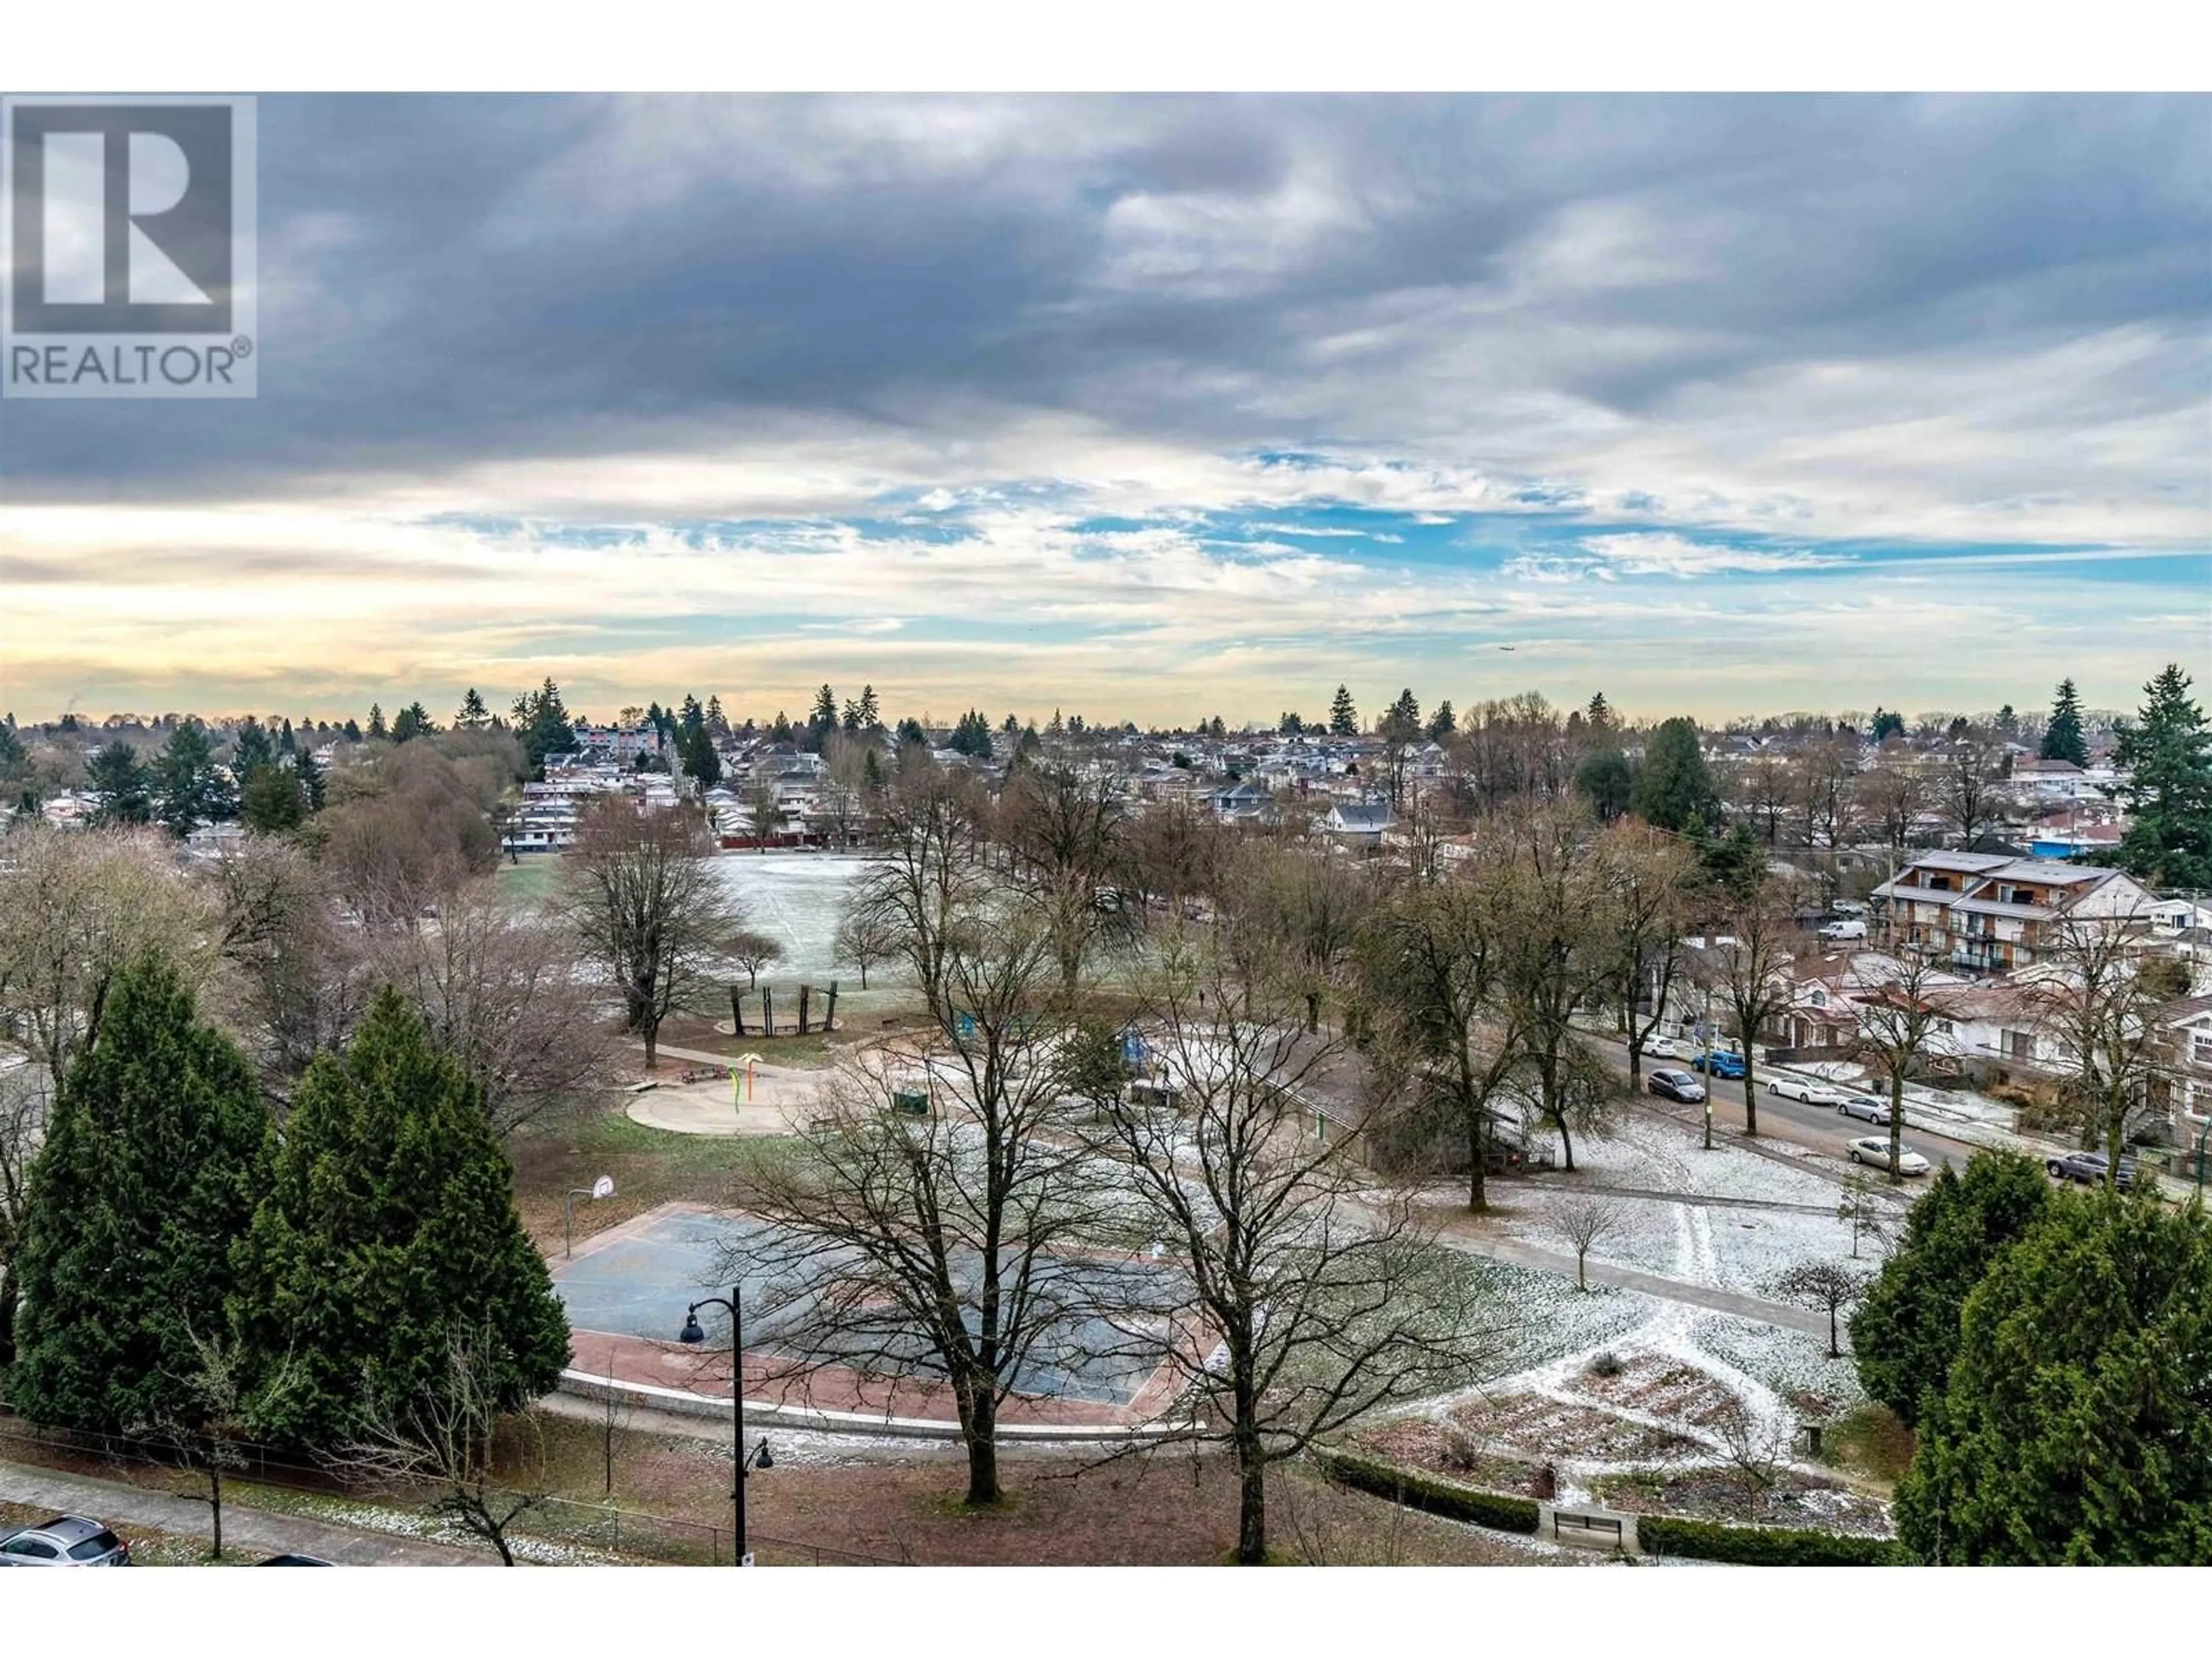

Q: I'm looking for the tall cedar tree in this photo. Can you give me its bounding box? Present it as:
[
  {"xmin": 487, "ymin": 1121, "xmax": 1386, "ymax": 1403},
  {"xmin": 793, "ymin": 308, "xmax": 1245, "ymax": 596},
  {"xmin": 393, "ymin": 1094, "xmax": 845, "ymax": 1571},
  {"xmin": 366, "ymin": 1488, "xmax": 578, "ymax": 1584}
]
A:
[
  {"xmin": 1896, "ymin": 1190, "xmax": 2212, "ymax": 1564},
  {"xmin": 1328, "ymin": 684, "xmax": 1359, "ymax": 737},
  {"xmin": 2039, "ymin": 677, "xmax": 2089, "ymax": 766},
  {"xmin": 234, "ymin": 988, "xmax": 570, "ymax": 1450},
  {"xmin": 86, "ymin": 741, "xmax": 154, "ymax": 825},
  {"xmin": 153, "ymin": 718, "xmax": 236, "ymax": 838},
  {"xmin": 2113, "ymin": 664, "xmax": 2212, "ymax": 890},
  {"xmin": 6, "ymin": 955, "xmax": 268, "ymax": 1432},
  {"xmin": 1630, "ymin": 717, "xmax": 1717, "ymax": 831},
  {"xmin": 1847, "ymin": 1150, "xmax": 2048, "ymax": 1427}
]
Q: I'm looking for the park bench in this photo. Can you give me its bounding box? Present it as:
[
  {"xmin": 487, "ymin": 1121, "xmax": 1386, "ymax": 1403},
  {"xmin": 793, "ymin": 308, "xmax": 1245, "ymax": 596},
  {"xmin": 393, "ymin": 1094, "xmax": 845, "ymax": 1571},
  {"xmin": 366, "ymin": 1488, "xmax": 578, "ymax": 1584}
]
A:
[{"xmin": 1552, "ymin": 1509, "xmax": 1624, "ymax": 1546}]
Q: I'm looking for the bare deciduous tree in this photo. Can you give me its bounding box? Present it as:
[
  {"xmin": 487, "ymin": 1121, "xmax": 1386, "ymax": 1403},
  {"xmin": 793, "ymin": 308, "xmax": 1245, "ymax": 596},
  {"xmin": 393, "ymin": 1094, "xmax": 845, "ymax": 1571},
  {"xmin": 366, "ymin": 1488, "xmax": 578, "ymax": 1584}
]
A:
[
  {"xmin": 0, "ymin": 822, "xmax": 228, "ymax": 1077},
  {"xmin": 997, "ymin": 763, "xmax": 1131, "ymax": 994},
  {"xmin": 338, "ymin": 1328, "xmax": 550, "ymax": 1566},
  {"xmin": 1836, "ymin": 1175, "xmax": 1893, "ymax": 1260},
  {"xmin": 367, "ymin": 877, "xmax": 615, "ymax": 1132},
  {"xmin": 130, "ymin": 1327, "xmax": 301, "ymax": 1562},
  {"xmin": 0, "ymin": 1066, "xmax": 49, "ymax": 1365},
  {"xmin": 1768, "ymin": 1259, "xmax": 1872, "ymax": 1358},
  {"xmin": 1596, "ymin": 820, "xmax": 1696, "ymax": 1084},
  {"xmin": 1710, "ymin": 1397, "xmax": 1791, "ymax": 1501},
  {"xmin": 2023, "ymin": 912, "xmax": 2189, "ymax": 1183},
  {"xmin": 1855, "ymin": 753, "xmax": 1931, "ymax": 853},
  {"xmin": 1936, "ymin": 730, "xmax": 2007, "ymax": 849},
  {"xmin": 732, "ymin": 902, "xmax": 1099, "ymax": 1510},
  {"xmin": 566, "ymin": 798, "xmax": 746, "ymax": 1069},
  {"xmin": 728, "ymin": 929, "xmax": 785, "ymax": 993},
  {"xmin": 832, "ymin": 894, "xmax": 897, "ymax": 990},
  {"xmin": 1484, "ymin": 804, "xmax": 1621, "ymax": 1169},
  {"xmin": 1705, "ymin": 872, "xmax": 1809, "ymax": 1138},
  {"xmin": 1357, "ymin": 868, "xmax": 1521, "ymax": 1211},
  {"xmin": 1094, "ymin": 925, "xmax": 1499, "ymax": 1565},
  {"xmin": 1845, "ymin": 953, "xmax": 1960, "ymax": 1180},
  {"xmin": 1547, "ymin": 1194, "xmax": 1627, "ymax": 1291}
]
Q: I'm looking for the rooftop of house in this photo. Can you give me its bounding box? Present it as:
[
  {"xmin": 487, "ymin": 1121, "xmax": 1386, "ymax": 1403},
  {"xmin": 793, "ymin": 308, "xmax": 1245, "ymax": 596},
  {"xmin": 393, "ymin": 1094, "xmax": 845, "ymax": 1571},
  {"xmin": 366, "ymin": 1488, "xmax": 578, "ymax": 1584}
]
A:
[{"xmin": 1326, "ymin": 801, "xmax": 1393, "ymax": 829}]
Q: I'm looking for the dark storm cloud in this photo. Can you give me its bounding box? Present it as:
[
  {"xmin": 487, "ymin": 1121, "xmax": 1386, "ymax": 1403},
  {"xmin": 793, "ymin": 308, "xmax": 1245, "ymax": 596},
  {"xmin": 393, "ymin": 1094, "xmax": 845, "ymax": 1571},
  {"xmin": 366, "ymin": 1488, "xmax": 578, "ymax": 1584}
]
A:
[{"xmin": 0, "ymin": 93, "xmax": 2203, "ymax": 506}]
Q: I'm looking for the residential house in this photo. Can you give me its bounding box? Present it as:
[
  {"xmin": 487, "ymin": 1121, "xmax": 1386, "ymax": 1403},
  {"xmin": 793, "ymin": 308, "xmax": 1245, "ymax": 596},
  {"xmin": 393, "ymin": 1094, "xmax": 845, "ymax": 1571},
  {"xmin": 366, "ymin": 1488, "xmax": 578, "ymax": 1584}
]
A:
[{"xmin": 1316, "ymin": 800, "xmax": 1393, "ymax": 853}]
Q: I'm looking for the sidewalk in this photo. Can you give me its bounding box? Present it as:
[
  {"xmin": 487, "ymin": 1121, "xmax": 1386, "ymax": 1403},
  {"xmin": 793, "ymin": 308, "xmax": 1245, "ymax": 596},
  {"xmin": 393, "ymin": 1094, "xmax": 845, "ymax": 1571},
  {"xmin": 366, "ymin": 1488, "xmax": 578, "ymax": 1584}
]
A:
[
  {"xmin": 0, "ymin": 1458, "xmax": 479, "ymax": 1566},
  {"xmin": 1427, "ymin": 1226, "xmax": 1832, "ymax": 1339}
]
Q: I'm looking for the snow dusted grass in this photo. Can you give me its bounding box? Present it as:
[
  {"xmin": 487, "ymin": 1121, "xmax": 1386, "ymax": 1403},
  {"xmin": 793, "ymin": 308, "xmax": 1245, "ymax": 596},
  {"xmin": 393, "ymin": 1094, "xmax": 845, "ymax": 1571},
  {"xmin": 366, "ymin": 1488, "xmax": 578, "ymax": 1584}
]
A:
[
  {"xmin": 1476, "ymin": 1259, "xmax": 1656, "ymax": 1378},
  {"xmin": 1690, "ymin": 1314, "xmax": 1866, "ymax": 1418},
  {"xmin": 1371, "ymin": 1107, "xmax": 1899, "ymax": 1533},
  {"xmin": 229, "ymin": 1482, "xmax": 627, "ymax": 1566}
]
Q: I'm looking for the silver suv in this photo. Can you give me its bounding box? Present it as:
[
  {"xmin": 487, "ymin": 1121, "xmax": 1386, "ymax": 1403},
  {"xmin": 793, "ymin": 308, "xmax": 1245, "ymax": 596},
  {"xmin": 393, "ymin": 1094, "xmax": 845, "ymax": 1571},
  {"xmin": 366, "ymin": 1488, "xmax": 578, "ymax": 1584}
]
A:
[{"xmin": 0, "ymin": 1516, "xmax": 132, "ymax": 1566}]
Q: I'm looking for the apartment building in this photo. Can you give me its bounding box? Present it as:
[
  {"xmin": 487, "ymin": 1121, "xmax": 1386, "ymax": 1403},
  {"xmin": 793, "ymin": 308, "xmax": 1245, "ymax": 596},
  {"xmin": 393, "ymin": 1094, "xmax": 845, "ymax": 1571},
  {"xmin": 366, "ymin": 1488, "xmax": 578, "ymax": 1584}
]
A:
[{"xmin": 1870, "ymin": 852, "xmax": 2156, "ymax": 975}]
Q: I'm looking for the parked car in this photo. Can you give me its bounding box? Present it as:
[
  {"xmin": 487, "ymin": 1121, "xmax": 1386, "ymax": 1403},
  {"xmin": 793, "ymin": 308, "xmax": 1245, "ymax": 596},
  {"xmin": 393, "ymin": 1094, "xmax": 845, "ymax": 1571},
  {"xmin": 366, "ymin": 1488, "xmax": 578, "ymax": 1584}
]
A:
[
  {"xmin": 1847, "ymin": 1137, "xmax": 1930, "ymax": 1175},
  {"xmin": 0, "ymin": 1517, "xmax": 131, "ymax": 1567},
  {"xmin": 1767, "ymin": 1077, "xmax": 1849, "ymax": 1107},
  {"xmin": 1838, "ymin": 1094, "xmax": 1893, "ymax": 1125},
  {"xmin": 1690, "ymin": 1049, "xmax": 1747, "ymax": 1080},
  {"xmin": 1818, "ymin": 919, "xmax": 1869, "ymax": 943},
  {"xmin": 1647, "ymin": 1068, "xmax": 1707, "ymax": 1104},
  {"xmin": 257, "ymin": 1554, "xmax": 336, "ymax": 1566},
  {"xmin": 1642, "ymin": 1036, "xmax": 1691, "ymax": 1062},
  {"xmin": 2047, "ymin": 1150, "xmax": 2138, "ymax": 1188}
]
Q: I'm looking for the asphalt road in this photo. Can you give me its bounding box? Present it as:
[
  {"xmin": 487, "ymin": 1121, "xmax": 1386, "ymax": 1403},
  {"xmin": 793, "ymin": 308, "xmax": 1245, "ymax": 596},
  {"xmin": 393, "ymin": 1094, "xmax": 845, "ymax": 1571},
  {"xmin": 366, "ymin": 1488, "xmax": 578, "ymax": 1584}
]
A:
[{"xmin": 1591, "ymin": 1032, "xmax": 1981, "ymax": 1177}]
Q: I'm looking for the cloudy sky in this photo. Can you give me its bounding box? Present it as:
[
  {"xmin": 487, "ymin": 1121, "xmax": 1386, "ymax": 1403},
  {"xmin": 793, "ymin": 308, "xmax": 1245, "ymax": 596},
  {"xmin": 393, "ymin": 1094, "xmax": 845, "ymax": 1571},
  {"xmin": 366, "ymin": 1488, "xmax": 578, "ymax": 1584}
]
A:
[{"xmin": 1, "ymin": 93, "xmax": 2205, "ymax": 728}]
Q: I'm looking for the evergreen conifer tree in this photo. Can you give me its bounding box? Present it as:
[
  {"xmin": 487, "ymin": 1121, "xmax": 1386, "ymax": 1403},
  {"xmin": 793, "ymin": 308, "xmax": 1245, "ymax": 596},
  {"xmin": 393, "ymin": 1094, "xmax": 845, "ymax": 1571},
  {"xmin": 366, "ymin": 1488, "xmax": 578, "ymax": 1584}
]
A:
[
  {"xmin": 6, "ymin": 955, "xmax": 268, "ymax": 1433},
  {"xmin": 234, "ymin": 988, "xmax": 570, "ymax": 1450},
  {"xmin": 2039, "ymin": 677, "xmax": 2090, "ymax": 767},
  {"xmin": 2113, "ymin": 664, "xmax": 2212, "ymax": 889}
]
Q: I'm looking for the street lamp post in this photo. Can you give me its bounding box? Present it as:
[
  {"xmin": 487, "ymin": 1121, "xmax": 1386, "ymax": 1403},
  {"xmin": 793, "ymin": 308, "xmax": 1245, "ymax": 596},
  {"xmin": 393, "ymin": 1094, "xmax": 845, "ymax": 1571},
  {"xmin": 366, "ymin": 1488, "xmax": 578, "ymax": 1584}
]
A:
[
  {"xmin": 679, "ymin": 1290, "xmax": 772, "ymax": 1565},
  {"xmin": 1701, "ymin": 988, "xmax": 1715, "ymax": 1151}
]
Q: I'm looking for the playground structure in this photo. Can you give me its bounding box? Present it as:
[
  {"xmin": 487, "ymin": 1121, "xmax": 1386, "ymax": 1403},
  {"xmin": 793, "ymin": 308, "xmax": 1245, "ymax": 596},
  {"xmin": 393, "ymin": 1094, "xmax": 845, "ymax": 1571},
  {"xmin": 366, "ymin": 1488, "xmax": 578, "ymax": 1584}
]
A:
[{"xmin": 724, "ymin": 980, "xmax": 840, "ymax": 1040}]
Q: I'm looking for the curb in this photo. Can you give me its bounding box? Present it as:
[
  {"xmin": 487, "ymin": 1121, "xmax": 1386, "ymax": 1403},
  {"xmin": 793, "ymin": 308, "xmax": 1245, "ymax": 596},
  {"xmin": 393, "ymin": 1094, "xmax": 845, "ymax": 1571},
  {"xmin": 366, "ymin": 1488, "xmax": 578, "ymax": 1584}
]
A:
[{"xmin": 555, "ymin": 1369, "xmax": 1191, "ymax": 1446}]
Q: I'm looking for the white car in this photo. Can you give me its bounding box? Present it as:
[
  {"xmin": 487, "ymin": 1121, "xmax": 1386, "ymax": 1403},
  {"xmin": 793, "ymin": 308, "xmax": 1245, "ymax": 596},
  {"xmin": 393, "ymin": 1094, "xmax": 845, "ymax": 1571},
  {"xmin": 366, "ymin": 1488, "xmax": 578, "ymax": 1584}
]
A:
[
  {"xmin": 1642, "ymin": 1036, "xmax": 1691, "ymax": 1062},
  {"xmin": 1767, "ymin": 1077, "xmax": 1849, "ymax": 1108},
  {"xmin": 1847, "ymin": 1136, "xmax": 1930, "ymax": 1176}
]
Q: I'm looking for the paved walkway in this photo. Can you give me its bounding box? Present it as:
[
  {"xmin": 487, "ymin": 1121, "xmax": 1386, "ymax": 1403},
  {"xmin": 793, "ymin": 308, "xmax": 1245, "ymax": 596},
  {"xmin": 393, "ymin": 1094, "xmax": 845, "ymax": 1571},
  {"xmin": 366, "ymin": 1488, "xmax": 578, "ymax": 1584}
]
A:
[
  {"xmin": 1491, "ymin": 1179, "xmax": 1846, "ymax": 1218},
  {"xmin": 0, "ymin": 1459, "xmax": 479, "ymax": 1566},
  {"xmin": 1432, "ymin": 1229, "xmax": 1832, "ymax": 1339}
]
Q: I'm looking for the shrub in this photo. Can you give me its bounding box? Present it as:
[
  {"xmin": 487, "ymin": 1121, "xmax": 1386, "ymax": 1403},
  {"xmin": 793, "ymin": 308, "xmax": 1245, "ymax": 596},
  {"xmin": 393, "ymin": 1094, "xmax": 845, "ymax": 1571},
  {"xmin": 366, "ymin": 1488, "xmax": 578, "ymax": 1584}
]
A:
[
  {"xmin": 1638, "ymin": 1514, "xmax": 1903, "ymax": 1566},
  {"xmin": 1590, "ymin": 1351, "xmax": 1626, "ymax": 1379},
  {"xmin": 1316, "ymin": 1448, "xmax": 1540, "ymax": 1535}
]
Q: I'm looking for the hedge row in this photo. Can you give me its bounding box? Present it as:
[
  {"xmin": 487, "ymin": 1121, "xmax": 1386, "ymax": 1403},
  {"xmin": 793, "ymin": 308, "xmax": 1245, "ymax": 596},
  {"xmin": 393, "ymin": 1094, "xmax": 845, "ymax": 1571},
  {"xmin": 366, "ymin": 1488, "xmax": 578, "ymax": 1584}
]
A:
[
  {"xmin": 1319, "ymin": 1448, "xmax": 1907, "ymax": 1564},
  {"xmin": 1315, "ymin": 1448, "xmax": 1541, "ymax": 1535},
  {"xmin": 1637, "ymin": 1514, "xmax": 1906, "ymax": 1566}
]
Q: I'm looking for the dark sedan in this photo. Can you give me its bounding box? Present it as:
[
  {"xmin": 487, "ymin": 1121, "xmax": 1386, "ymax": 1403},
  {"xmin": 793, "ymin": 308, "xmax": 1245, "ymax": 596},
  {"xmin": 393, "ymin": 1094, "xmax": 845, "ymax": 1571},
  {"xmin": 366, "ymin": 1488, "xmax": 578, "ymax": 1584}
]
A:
[{"xmin": 1647, "ymin": 1067, "xmax": 1708, "ymax": 1104}]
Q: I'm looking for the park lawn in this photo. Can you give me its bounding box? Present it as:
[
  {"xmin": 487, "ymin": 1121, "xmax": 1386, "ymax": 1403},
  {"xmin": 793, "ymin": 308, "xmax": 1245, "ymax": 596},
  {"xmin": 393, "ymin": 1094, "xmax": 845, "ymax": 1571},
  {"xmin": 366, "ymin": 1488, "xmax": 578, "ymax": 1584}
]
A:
[
  {"xmin": 502, "ymin": 1408, "xmax": 1571, "ymax": 1566},
  {"xmin": 507, "ymin": 1104, "xmax": 791, "ymax": 1251},
  {"xmin": 1816, "ymin": 1399, "xmax": 1915, "ymax": 1488},
  {"xmin": 493, "ymin": 857, "xmax": 565, "ymax": 903}
]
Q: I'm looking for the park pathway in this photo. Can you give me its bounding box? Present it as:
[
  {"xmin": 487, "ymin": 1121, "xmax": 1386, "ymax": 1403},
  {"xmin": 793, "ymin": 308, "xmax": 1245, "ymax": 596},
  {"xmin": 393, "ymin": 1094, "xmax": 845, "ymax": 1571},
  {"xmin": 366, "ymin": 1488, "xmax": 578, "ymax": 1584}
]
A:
[
  {"xmin": 0, "ymin": 1458, "xmax": 479, "ymax": 1566},
  {"xmin": 1429, "ymin": 1228, "xmax": 1832, "ymax": 1339},
  {"xmin": 1490, "ymin": 1179, "xmax": 1847, "ymax": 1218}
]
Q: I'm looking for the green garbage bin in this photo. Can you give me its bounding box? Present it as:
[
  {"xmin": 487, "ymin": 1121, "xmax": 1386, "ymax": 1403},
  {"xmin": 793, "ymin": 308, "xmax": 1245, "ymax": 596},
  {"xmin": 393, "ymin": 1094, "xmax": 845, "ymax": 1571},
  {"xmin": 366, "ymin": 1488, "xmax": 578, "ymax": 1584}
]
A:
[{"xmin": 891, "ymin": 1088, "xmax": 929, "ymax": 1118}]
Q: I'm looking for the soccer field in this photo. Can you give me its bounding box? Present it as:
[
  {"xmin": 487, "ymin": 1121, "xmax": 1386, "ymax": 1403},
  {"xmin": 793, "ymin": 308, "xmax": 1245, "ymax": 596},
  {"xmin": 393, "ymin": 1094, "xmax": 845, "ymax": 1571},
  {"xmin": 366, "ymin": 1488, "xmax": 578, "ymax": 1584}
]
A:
[{"xmin": 706, "ymin": 852, "xmax": 881, "ymax": 984}]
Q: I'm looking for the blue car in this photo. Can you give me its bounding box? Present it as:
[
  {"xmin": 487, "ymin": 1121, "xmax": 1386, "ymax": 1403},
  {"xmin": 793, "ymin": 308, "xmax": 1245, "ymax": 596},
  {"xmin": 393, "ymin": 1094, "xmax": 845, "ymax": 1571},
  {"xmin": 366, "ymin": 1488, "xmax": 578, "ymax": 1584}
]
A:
[{"xmin": 1690, "ymin": 1050, "xmax": 1747, "ymax": 1080}]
